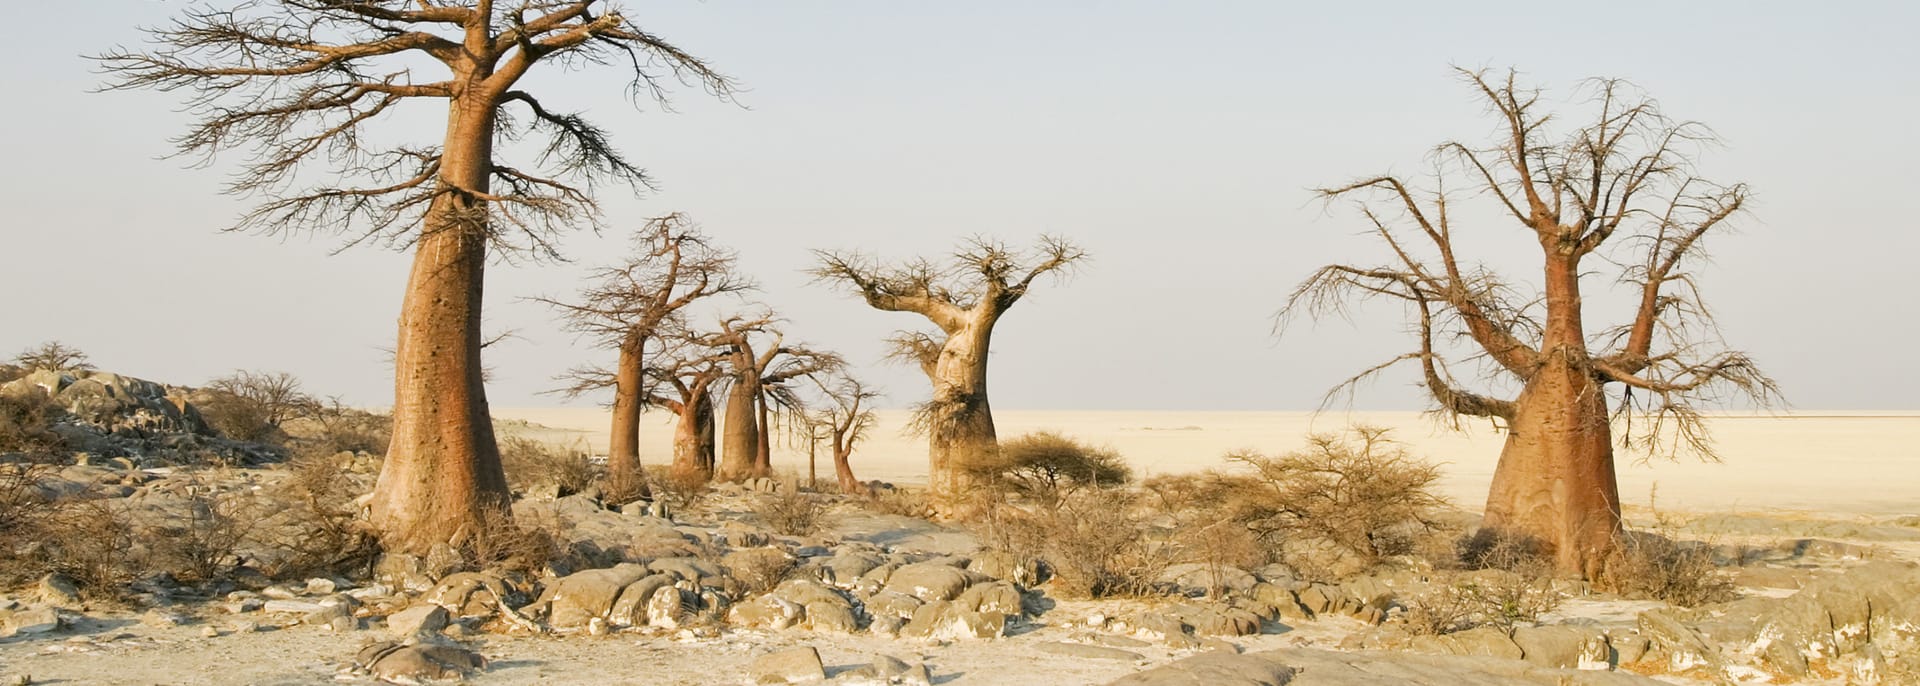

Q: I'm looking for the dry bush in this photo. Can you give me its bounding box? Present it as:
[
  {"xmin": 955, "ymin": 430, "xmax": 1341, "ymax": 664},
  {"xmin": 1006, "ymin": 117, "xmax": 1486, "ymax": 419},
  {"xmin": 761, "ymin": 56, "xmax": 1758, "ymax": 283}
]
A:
[
  {"xmin": 1402, "ymin": 570, "xmax": 1562, "ymax": 635},
  {"xmin": 1596, "ymin": 531, "xmax": 1734, "ymax": 607},
  {"xmin": 968, "ymin": 431, "xmax": 1132, "ymax": 506},
  {"xmin": 751, "ymin": 489, "xmax": 831, "ymax": 537},
  {"xmin": 252, "ymin": 452, "xmax": 378, "ymax": 580},
  {"xmin": 499, "ymin": 436, "xmax": 599, "ymax": 497},
  {"xmin": 199, "ymin": 370, "xmax": 319, "ymax": 445},
  {"xmin": 139, "ymin": 483, "xmax": 259, "ymax": 584},
  {"xmin": 647, "ymin": 465, "xmax": 712, "ymax": 513},
  {"xmin": 1143, "ymin": 473, "xmax": 1269, "ymax": 596},
  {"xmin": 861, "ymin": 487, "xmax": 930, "ymax": 518},
  {"xmin": 973, "ymin": 490, "xmax": 1175, "ymax": 598},
  {"xmin": 1224, "ymin": 426, "xmax": 1447, "ymax": 573},
  {"xmin": 0, "ymin": 389, "xmax": 67, "ymax": 458},
  {"xmin": 287, "ymin": 399, "xmax": 392, "ymax": 458},
  {"xmin": 463, "ymin": 504, "xmax": 565, "ymax": 575},
  {"xmin": 8, "ymin": 496, "xmax": 136, "ymax": 598},
  {"xmin": 12, "ymin": 341, "xmax": 93, "ymax": 373},
  {"xmin": 726, "ymin": 548, "xmax": 798, "ymax": 595}
]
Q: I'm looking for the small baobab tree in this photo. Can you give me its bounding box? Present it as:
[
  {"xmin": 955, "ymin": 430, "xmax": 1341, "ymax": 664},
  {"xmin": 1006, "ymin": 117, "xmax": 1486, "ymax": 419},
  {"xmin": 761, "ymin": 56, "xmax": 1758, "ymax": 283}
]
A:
[
  {"xmin": 1285, "ymin": 69, "xmax": 1777, "ymax": 576},
  {"xmin": 812, "ymin": 236, "xmax": 1087, "ymax": 500},
  {"xmin": 809, "ymin": 373, "xmax": 880, "ymax": 494},
  {"xmin": 752, "ymin": 342, "xmax": 846, "ymax": 476},
  {"xmin": 98, "ymin": 1, "xmax": 735, "ymax": 554},
  {"xmin": 641, "ymin": 327, "xmax": 733, "ymax": 479},
  {"xmin": 543, "ymin": 214, "xmax": 748, "ymax": 500}
]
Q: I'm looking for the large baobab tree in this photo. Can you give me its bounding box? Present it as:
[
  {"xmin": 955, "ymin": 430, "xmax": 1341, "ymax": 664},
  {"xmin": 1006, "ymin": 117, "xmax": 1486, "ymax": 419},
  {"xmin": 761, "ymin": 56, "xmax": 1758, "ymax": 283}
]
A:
[
  {"xmin": 1286, "ymin": 69, "xmax": 1777, "ymax": 576},
  {"xmin": 98, "ymin": 1, "xmax": 734, "ymax": 554},
  {"xmin": 708, "ymin": 314, "xmax": 777, "ymax": 482},
  {"xmin": 544, "ymin": 214, "xmax": 748, "ymax": 500},
  {"xmin": 813, "ymin": 236, "xmax": 1086, "ymax": 499}
]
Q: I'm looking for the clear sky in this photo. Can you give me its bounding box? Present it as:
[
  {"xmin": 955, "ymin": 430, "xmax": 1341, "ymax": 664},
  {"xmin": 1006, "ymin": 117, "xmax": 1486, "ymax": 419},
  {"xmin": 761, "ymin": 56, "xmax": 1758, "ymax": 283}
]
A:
[{"xmin": 1, "ymin": 1, "xmax": 1914, "ymax": 411}]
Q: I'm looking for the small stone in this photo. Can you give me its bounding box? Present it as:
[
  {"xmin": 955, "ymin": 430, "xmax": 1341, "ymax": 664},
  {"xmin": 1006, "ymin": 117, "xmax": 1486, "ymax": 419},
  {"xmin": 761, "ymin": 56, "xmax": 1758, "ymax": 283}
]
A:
[
  {"xmin": 748, "ymin": 646, "xmax": 826, "ymax": 684},
  {"xmin": 4, "ymin": 674, "xmax": 27, "ymax": 686},
  {"xmin": 304, "ymin": 578, "xmax": 338, "ymax": 596},
  {"xmin": 260, "ymin": 585, "xmax": 300, "ymax": 600},
  {"xmin": 229, "ymin": 620, "xmax": 261, "ymax": 633},
  {"xmin": 36, "ymin": 575, "xmax": 81, "ymax": 608},
  {"xmin": 223, "ymin": 598, "xmax": 264, "ymax": 614},
  {"xmin": 264, "ymin": 599, "xmax": 325, "ymax": 615},
  {"xmin": 200, "ymin": 626, "xmax": 221, "ymax": 638},
  {"xmin": 4, "ymin": 607, "xmax": 62, "ymax": 636},
  {"xmin": 141, "ymin": 609, "xmax": 188, "ymax": 628}
]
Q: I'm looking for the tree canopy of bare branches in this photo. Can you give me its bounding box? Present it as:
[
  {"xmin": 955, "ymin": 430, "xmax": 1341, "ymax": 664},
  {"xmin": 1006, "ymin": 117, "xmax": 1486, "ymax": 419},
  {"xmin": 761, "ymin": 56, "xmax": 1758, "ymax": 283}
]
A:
[
  {"xmin": 1283, "ymin": 68, "xmax": 1777, "ymax": 576},
  {"xmin": 812, "ymin": 236, "xmax": 1087, "ymax": 501},
  {"xmin": 99, "ymin": 1, "xmax": 736, "ymax": 554}
]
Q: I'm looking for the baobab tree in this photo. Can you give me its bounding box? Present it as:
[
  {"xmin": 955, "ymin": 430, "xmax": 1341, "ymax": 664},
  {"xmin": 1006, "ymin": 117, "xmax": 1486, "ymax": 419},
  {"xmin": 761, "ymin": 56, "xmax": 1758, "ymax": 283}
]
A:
[
  {"xmin": 752, "ymin": 343, "xmax": 847, "ymax": 475},
  {"xmin": 813, "ymin": 236, "xmax": 1086, "ymax": 499},
  {"xmin": 98, "ymin": 2, "xmax": 734, "ymax": 553},
  {"xmin": 543, "ymin": 214, "xmax": 748, "ymax": 500},
  {"xmin": 641, "ymin": 327, "xmax": 733, "ymax": 479},
  {"xmin": 809, "ymin": 373, "xmax": 880, "ymax": 494},
  {"xmin": 709, "ymin": 313, "xmax": 778, "ymax": 482},
  {"xmin": 1285, "ymin": 69, "xmax": 1777, "ymax": 576}
]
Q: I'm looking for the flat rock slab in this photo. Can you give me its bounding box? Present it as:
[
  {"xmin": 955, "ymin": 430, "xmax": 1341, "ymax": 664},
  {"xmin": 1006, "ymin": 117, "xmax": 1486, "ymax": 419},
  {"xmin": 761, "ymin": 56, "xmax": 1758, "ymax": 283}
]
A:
[
  {"xmin": 749, "ymin": 646, "xmax": 826, "ymax": 684},
  {"xmin": 1036, "ymin": 642, "xmax": 1147, "ymax": 662},
  {"xmin": 1108, "ymin": 648, "xmax": 1666, "ymax": 686}
]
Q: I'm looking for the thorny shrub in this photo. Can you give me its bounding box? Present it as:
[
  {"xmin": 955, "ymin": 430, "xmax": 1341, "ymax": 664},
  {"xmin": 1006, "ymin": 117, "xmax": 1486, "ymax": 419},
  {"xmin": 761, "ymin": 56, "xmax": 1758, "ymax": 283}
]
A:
[
  {"xmin": 253, "ymin": 452, "xmax": 378, "ymax": 580},
  {"xmin": 0, "ymin": 473, "xmax": 136, "ymax": 599},
  {"xmin": 860, "ymin": 487, "xmax": 930, "ymax": 518},
  {"xmin": 967, "ymin": 431, "xmax": 1132, "ymax": 506},
  {"xmin": 0, "ymin": 389, "xmax": 67, "ymax": 458},
  {"xmin": 138, "ymin": 480, "xmax": 259, "ymax": 584},
  {"xmin": 751, "ymin": 488, "xmax": 831, "ymax": 537},
  {"xmin": 1596, "ymin": 531, "xmax": 1735, "ymax": 607},
  {"xmin": 725, "ymin": 548, "xmax": 798, "ymax": 595},
  {"xmin": 972, "ymin": 489, "xmax": 1177, "ymax": 598},
  {"xmin": 647, "ymin": 465, "xmax": 712, "ymax": 514},
  {"xmin": 1142, "ymin": 473, "xmax": 1269, "ymax": 597},
  {"xmin": 285, "ymin": 399, "xmax": 392, "ymax": 458},
  {"xmin": 198, "ymin": 370, "xmax": 319, "ymax": 445},
  {"xmin": 462, "ymin": 503, "xmax": 566, "ymax": 575},
  {"xmin": 1222, "ymin": 427, "xmax": 1448, "ymax": 576},
  {"xmin": 499, "ymin": 436, "xmax": 599, "ymax": 497},
  {"xmin": 1401, "ymin": 569, "xmax": 1564, "ymax": 635}
]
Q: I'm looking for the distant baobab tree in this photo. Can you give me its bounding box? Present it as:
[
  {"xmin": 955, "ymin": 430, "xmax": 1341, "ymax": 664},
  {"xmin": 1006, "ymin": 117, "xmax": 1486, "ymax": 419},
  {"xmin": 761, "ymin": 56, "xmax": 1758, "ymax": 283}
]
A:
[
  {"xmin": 1285, "ymin": 69, "xmax": 1777, "ymax": 577},
  {"xmin": 812, "ymin": 237, "xmax": 1086, "ymax": 501},
  {"xmin": 98, "ymin": 1, "xmax": 734, "ymax": 554},
  {"xmin": 810, "ymin": 372, "xmax": 880, "ymax": 494},
  {"xmin": 543, "ymin": 214, "xmax": 749, "ymax": 502}
]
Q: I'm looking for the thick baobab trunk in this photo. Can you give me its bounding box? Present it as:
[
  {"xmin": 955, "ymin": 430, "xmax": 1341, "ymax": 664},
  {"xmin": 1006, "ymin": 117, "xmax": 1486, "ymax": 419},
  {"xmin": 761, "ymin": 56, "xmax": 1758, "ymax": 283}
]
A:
[
  {"xmin": 606, "ymin": 334, "xmax": 649, "ymax": 499},
  {"xmin": 927, "ymin": 324, "xmax": 996, "ymax": 499},
  {"xmin": 368, "ymin": 99, "xmax": 511, "ymax": 555},
  {"xmin": 1481, "ymin": 252, "xmax": 1622, "ymax": 576},
  {"xmin": 754, "ymin": 392, "xmax": 774, "ymax": 475},
  {"xmin": 717, "ymin": 382, "xmax": 759, "ymax": 481},
  {"xmin": 670, "ymin": 390, "xmax": 717, "ymax": 478}
]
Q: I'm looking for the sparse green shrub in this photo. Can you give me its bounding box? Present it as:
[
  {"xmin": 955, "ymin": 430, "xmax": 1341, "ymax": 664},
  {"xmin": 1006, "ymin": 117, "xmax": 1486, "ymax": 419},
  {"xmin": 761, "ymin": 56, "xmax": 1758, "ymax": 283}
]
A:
[
  {"xmin": 12, "ymin": 341, "xmax": 93, "ymax": 373},
  {"xmin": 1223, "ymin": 426, "xmax": 1447, "ymax": 574},
  {"xmin": 751, "ymin": 488, "xmax": 830, "ymax": 537},
  {"xmin": 499, "ymin": 436, "xmax": 598, "ymax": 497},
  {"xmin": 1596, "ymin": 531, "xmax": 1735, "ymax": 607},
  {"xmin": 0, "ymin": 389, "xmax": 67, "ymax": 458},
  {"xmin": 969, "ymin": 431, "xmax": 1131, "ymax": 505}
]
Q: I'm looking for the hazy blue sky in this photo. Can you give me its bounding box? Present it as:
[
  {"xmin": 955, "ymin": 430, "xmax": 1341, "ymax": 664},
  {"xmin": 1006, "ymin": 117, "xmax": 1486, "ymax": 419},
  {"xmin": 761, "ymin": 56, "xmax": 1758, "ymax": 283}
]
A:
[{"xmin": 2, "ymin": 1, "xmax": 1915, "ymax": 411}]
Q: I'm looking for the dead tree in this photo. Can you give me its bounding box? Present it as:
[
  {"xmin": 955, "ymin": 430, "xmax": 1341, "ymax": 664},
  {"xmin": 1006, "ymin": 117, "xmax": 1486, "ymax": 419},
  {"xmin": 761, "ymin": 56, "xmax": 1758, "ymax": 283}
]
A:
[
  {"xmin": 1285, "ymin": 69, "xmax": 1778, "ymax": 577},
  {"xmin": 98, "ymin": 1, "xmax": 734, "ymax": 554},
  {"xmin": 810, "ymin": 373, "xmax": 880, "ymax": 494},
  {"xmin": 542, "ymin": 214, "xmax": 748, "ymax": 500},
  {"xmin": 812, "ymin": 236, "xmax": 1086, "ymax": 500}
]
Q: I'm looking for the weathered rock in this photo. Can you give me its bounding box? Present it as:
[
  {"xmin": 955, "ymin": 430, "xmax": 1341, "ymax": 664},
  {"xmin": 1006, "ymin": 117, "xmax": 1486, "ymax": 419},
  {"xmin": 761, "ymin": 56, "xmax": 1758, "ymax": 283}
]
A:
[
  {"xmin": 902, "ymin": 600, "xmax": 1006, "ymax": 640},
  {"xmin": 1637, "ymin": 608, "xmax": 1721, "ymax": 673},
  {"xmin": 953, "ymin": 581, "xmax": 1023, "ymax": 616},
  {"xmin": 648, "ymin": 557, "xmax": 724, "ymax": 584},
  {"xmin": 1131, "ymin": 611, "xmax": 1200, "ymax": 649},
  {"xmin": 141, "ymin": 609, "xmax": 188, "ymax": 628},
  {"xmin": 355, "ymin": 641, "xmax": 487, "ymax": 683},
  {"xmin": 385, "ymin": 605, "xmax": 449, "ymax": 638},
  {"xmin": 883, "ymin": 563, "xmax": 975, "ymax": 602},
  {"xmin": 748, "ymin": 646, "xmax": 826, "ymax": 684},
  {"xmin": 819, "ymin": 551, "xmax": 888, "ymax": 588},
  {"xmin": 606, "ymin": 574, "xmax": 677, "ymax": 627},
  {"xmin": 968, "ymin": 551, "xmax": 1044, "ymax": 587},
  {"xmin": 1161, "ymin": 563, "xmax": 1259, "ymax": 595},
  {"xmin": 1166, "ymin": 604, "xmax": 1262, "ymax": 637},
  {"xmin": 730, "ymin": 594, "xmax": 803, "ymax": 630},
  {"xmin": 1511, "ymin": 625, "xmax": 1611, "ymax": 670},
  {"xmin": 804, "ymin": 600, "xmax": 858, "ymax": 633},
  {"xmin": 540, "ymin": 564, "xmax": 653, "ymax": 628},
  {"xmin": 645, "ymin": 585, "xmax": 690, "ymax": 629},
  {"xmin": 263, "ymin": 599, "xmax": 328, "ymax": 615},
  {"xmin": 36, "ymin": 575, "xmax": 81, "ymax": 609},
  {"xmin": 422, "ymin": 572, "xmax": 518, "ymax": 619},
  {"xmin": 838, "ymin": 654, "xmax": 931, "ymax": 685},
  {"xmin": 1407, "ymin": 626, "xmax": 1525, "ymax": 661},
  {"xmin": 1037, "ymin": 642, "xmax": 1146, "ymax": 661},
  {"xmin": 2, "ymin": 607, "xmax": 62, "ymax": 636}
]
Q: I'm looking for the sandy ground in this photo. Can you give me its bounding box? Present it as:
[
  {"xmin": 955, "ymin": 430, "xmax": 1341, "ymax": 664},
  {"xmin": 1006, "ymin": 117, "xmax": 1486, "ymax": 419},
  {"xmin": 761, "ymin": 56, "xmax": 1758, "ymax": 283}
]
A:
[{"xmin": 497, "ymin": 408, "xmax": 1920, "ymax": 517}]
